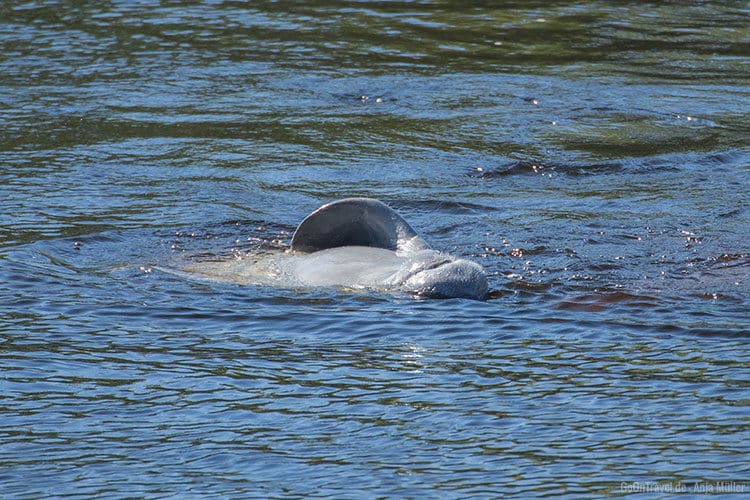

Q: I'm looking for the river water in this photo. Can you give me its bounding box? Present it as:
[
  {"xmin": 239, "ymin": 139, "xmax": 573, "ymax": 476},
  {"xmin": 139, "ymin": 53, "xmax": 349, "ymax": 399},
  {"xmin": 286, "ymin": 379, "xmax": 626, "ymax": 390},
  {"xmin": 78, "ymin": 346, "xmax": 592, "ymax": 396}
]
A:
[{"xmin": 1, "ymin": 1, "xmax": 749, "ymax": 497}]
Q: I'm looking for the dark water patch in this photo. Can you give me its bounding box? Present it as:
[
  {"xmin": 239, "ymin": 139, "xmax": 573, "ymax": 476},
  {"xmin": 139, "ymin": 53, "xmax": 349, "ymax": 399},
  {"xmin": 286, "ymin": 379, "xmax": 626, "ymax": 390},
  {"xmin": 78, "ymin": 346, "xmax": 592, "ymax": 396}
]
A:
[
  {"xmin": 555, "ymin": 291, "xmax": 661, "ymax": 312},
  {"xmin": 393, "ymin": 198, "xmax": 499, "ymax": 215},
  {"xmin": 714, "ymin": 253, "xmax": 750, "ymax": 266},
  {"xmin": 503, "ymin": 279, "xmax": 556, "ymax": 294},
  {"xmin": 469, "ymin": 160, "xmax": 624, "ymax": 178}
]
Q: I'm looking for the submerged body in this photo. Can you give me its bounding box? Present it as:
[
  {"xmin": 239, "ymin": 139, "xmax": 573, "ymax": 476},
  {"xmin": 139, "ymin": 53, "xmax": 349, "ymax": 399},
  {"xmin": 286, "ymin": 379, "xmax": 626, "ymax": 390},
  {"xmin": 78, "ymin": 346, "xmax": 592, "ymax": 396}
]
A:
[{"xmin": 184, "ymin": 198, "xmax": 488, "ymax": 299}]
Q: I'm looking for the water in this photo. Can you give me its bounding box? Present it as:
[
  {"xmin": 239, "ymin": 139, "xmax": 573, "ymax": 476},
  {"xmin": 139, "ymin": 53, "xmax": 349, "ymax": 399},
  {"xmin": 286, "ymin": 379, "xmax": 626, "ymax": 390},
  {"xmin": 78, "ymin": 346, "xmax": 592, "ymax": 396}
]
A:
[{"xmin": 1, "ymin": 1, "xmax": 749, "ymax": 497}]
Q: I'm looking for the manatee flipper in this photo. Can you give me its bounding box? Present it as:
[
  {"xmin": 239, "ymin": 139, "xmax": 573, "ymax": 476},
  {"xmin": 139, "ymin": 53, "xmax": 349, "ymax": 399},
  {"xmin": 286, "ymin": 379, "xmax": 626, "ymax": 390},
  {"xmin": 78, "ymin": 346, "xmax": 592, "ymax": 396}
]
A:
[{"xmin": 291, "ymin": 198, "xmax": 429, "ymax": 254}]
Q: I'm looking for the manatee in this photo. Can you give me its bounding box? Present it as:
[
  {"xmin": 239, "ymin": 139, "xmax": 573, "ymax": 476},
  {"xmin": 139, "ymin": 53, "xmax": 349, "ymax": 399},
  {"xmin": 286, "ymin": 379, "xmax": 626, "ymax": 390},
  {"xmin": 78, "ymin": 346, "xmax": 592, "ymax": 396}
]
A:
[{"xmin": 182, "ymin": 198, "xmax": 488, "ymax": 299}]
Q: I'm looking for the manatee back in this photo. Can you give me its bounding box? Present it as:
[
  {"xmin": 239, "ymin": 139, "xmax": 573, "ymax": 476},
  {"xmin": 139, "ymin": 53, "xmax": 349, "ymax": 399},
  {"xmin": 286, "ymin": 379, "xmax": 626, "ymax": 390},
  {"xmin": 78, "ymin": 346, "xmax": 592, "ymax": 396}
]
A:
[{"xmin": 291, "ymin": 198, "xmax": 428, "ymax": 254}]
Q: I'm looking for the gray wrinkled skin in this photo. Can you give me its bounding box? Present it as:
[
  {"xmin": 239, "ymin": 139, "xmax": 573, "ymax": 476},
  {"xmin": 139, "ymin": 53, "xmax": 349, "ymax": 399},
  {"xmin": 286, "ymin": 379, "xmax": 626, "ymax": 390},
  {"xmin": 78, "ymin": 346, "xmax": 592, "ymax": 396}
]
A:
[{"xmin": 183, "ymin": 199, "xmax": 488, "ymax": 300}]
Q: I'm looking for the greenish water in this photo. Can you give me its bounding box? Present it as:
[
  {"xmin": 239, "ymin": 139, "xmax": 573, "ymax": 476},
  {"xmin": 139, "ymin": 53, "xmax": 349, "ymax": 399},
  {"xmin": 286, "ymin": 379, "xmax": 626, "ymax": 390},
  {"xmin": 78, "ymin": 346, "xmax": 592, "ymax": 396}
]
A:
[{"xmin": 1, "ymin": 1, "xmax": 749, "ymax": 497}]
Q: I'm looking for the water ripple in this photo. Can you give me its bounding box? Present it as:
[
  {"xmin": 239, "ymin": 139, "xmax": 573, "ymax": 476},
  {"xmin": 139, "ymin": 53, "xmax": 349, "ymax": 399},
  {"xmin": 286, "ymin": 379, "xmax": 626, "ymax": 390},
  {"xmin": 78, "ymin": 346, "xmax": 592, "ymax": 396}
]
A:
[{"xmin": 1, "ymin": 0, "xmax": 749, "ymax": 496}]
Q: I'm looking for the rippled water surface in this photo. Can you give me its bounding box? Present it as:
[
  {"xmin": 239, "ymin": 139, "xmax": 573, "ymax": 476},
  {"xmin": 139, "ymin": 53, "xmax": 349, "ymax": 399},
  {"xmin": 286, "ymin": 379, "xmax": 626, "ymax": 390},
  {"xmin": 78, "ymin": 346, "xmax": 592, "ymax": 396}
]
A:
[{"xmin": 1, "ymin": 1, "xmax": 749, "ymax": 497}]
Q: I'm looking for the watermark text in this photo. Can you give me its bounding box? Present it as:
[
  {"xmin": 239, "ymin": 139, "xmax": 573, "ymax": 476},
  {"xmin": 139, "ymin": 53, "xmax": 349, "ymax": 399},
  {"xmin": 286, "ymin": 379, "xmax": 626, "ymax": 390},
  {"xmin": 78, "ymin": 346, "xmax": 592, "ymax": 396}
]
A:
[{"xmin": 619, "ymin": 481, "xmax": 746, "ymax": 495}]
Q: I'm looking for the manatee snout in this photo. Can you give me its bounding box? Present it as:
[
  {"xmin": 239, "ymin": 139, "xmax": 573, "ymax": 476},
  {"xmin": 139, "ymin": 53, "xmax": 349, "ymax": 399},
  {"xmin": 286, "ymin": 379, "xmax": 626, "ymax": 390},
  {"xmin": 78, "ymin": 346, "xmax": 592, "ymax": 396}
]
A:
[{"xmin": 404, "ymin": 259, "xmax": 488, "ymax": 300}]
